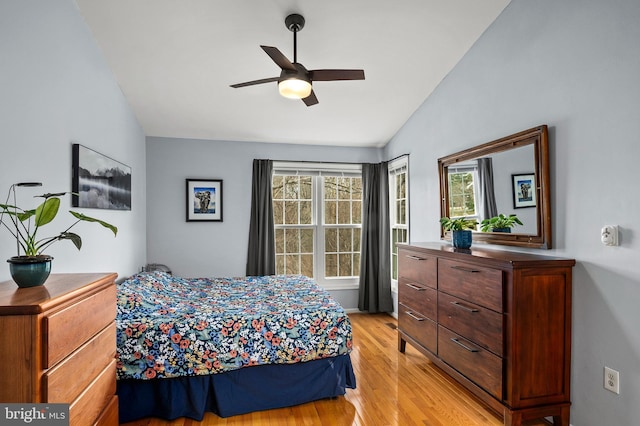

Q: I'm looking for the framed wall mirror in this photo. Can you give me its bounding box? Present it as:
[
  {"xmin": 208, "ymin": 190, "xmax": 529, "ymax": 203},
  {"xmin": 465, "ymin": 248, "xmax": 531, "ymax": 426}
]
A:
[{"xmin": 438, "ymin": 125, "xmax": 551, "ymax": 249}]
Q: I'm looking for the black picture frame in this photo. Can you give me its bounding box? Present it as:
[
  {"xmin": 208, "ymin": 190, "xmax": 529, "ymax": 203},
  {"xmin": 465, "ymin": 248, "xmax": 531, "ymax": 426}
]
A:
[
  {"xmin": 72, "ymin": 144, "xmax": 132, "ymax": 210},
  {"xmin": 512, "ymin": 173, "xmax": 536, "ymax": 208},
  {"xmin": 186, "ymin": 179, "xmax": 223, "ymax": 222}
]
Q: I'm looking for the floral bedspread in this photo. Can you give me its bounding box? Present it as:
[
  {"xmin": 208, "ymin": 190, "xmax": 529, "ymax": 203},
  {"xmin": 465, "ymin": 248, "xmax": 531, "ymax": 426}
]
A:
[{"xmin": 116, "ymin": 271, "xmax": 353, "ymax": 381}]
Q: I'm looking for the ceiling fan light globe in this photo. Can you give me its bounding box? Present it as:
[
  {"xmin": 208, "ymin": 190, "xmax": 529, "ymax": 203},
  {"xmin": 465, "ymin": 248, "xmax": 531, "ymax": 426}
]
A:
[{"xmin": 278, "ymin": 78, "xmax": 312, "ymax": 99}]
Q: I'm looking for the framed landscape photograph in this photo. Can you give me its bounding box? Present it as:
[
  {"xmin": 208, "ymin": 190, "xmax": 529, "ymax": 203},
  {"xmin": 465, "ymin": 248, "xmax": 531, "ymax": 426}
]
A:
[
  {"xmin": 512, "ymin": 173, "xmax": 536, "ymax": 208},
  {"xmin": 72, "ymin": 144, "xmax": 132, "ymax": 210},
  {"xmin": 186, "ymin": 179, "xmax": 223, "ymax": 222}
]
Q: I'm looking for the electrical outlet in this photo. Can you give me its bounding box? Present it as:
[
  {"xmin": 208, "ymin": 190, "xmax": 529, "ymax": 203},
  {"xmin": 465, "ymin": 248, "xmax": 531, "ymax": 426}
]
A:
[{"xmin": 604, "ymin": 367, "xmax": 620, "ymax": 394}]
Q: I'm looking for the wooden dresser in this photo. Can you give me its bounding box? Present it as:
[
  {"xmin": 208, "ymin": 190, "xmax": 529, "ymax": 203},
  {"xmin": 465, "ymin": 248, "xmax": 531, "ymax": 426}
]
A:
[
  {"xmin": 397, "ymin": 243, "xmax": 575, "ymax": 426},
  {"xmin": 0, "ymin": 273, "xmax": 119, "ymax": 426}
]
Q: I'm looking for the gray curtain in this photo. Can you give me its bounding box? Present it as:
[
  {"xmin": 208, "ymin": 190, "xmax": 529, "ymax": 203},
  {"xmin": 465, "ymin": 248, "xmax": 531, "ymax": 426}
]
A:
[
  {"xmin": 477, "ymin": 157, "xmax": 498, "ymax": 221},
  {"xmin": 246, "ymin": 159, "xmax": 276, "ymax": 276},
  {"xmin": 358, "ymin": 162, "xmax": 393, "ymax": 313}
]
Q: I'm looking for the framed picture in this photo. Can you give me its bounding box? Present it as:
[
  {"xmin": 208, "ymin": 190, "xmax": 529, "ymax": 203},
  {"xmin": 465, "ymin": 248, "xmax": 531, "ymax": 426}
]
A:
[
  {"xmin": 72, "ymin": 144, "xmax": 132, "ymax": 210},
  {"xmin": 186, "ymin": 179, "xmax": 223, "ymax": 222},
  {"xmin": 512, "ymin": 173, "xmax": 536, "ymax": 208}
]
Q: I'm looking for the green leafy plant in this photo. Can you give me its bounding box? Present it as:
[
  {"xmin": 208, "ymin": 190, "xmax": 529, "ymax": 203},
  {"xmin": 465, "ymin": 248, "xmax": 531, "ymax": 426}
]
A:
[
  {"xmin": 480, "ymin": 213, "xmax": 523, "ymax": 232},
  {"xmin": 0, "ymin": 189, "xmax": 117, "ymax": 257},
  {"xmin": 440, "ymin": 216, "xmax": 478, "ymax": 231}
]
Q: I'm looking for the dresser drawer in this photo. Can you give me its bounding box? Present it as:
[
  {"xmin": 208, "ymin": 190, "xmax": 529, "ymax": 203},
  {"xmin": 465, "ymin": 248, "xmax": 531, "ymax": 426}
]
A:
[
  {"xmin": 44, "ymin": 322, "xmax": 116, "ymax": 402},
  {"xmin": 94, "ymin": 395, "xmax": 119, "ymax": 426},
  {"xmin": 438, "ymin": 258, "xmax": 503, "ymax": 312},
  {"xmin": 438, "ymin": 326, "xmax": 502, "ymax": 400},
  {"xmin": 398, "ymin": 248, "xmax": 437, "ymax": 289},
  {"xmin": 398, "ymin": 303, "xmax": 437, "ymax": 353},
  {"xmin": 45, "ymin": 285, "xmax": 116, "ymax": 367},
  {"xmin": 398, "ymin": 279, "xmax": 437, "ymax": 320},
  {"xmin": 438, "ymin": 292, "xmax": 503, "ymax": 355},
  {"xmin": 69, "ymin": 359, "xmax": 117, "ymax": 426}
]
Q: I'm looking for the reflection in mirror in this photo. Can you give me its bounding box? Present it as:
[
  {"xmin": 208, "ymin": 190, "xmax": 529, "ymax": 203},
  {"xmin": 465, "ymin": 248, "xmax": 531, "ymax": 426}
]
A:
[{"xmin": 438, "ymin": 125, "xmax": 551, "ymax": 249}]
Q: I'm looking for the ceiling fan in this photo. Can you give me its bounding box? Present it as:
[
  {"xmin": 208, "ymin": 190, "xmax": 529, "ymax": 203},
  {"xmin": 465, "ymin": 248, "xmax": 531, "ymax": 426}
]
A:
[{"xmin": 230, "ymin": 13, "xmax": 365, "ymax": 106}]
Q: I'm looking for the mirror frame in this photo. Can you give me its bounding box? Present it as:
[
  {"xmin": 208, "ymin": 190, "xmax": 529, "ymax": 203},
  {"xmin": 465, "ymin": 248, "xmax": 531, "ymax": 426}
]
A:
[{"xmin": 438, "ymin": 125, "xmax": 551, "ymax": 249}]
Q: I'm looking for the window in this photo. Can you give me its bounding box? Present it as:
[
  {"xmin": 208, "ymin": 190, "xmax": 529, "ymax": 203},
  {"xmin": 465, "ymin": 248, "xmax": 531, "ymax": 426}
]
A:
[
  {"xmin": 272, "ymin": 162, "xmax": 362, "ymax": 289},
  {"xmin": 447, "ymin": 164, "xmax": 478, "ymax": 221},
  {"xmin": 389, "ymin": 156, "xmax": 409, "ymax": 284}
]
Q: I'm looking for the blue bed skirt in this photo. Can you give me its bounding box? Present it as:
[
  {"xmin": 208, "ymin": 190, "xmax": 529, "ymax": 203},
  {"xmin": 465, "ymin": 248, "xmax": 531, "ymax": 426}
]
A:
[{"xmin": 117, "ymin": 354, "xmax": 356, "ymax": 422}]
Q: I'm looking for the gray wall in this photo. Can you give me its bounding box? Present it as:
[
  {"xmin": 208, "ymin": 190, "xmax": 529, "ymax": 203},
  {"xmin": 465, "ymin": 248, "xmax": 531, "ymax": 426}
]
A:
[
  {"xmin": 384, "ymin": 0, "xmax": 640, "ymax": 424},
  {"xmin": 0, "ymin": 0, "xmax": 147, "ymax": 282},
  {"xmin": 146, "ymin": 137, "xmax": 381, "ymax": 308}
]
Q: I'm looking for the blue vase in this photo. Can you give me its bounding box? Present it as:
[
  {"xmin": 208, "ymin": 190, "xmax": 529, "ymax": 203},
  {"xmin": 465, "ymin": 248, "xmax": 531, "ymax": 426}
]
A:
[
  {"xmin": 452, "ymin": 230, "xmax": 472, "ymax": 249},
  {"xmin": 492, "ymin": 227, "xmax": 511, "ymax": 233},
  {"xmin": 7, "ymin": 255, "xmax": 53, "ymax": 288}
]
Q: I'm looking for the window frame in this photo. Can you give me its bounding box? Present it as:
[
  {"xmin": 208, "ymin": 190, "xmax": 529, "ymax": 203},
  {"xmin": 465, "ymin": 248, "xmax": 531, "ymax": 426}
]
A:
[
  {"xmin": 388, "ymin": 156, "xmax": 409, "ymax": 292},
  {"xmin": 273, "ymin": 162, "xmax": 362, "ymax": 291}
]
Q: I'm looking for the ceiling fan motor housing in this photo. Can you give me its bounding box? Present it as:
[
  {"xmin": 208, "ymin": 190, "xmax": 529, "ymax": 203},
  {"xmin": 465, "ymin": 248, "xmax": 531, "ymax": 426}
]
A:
[{"xmin": 285, "ymin": 14, "xmax": 305, "ymax": 32}]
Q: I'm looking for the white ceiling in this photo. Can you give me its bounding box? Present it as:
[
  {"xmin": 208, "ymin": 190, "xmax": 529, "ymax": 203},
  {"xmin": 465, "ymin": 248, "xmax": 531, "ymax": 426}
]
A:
[{"xmin": 75, "ymin": 0, "xmax": 510, "ymax": 148}]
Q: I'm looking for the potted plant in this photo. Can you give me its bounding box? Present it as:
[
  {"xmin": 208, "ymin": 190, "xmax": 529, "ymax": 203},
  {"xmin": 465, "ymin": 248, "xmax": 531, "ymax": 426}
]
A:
[
  {"xmin": 480, "ymin": 213, "xmax": 523, "ymax": 233},
  {"xmin": 440, "ymin": 216, "xmax": 478, "ymax": 249},
  {"xmin": 0, "ymin": 183, "xmax": 118, "ymax": 288}
]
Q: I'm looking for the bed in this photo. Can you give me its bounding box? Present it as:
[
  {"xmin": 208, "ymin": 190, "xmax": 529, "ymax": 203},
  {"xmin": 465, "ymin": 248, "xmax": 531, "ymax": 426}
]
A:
[{"xmin": 115, "ymin": 271, "xmax": 356, "ymax": 422}]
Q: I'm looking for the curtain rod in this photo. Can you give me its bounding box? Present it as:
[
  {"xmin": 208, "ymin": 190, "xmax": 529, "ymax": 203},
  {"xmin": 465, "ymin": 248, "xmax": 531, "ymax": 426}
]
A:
[{"xmin": 260, "ymin": 153, "xmax": 409, "ymax": 165}]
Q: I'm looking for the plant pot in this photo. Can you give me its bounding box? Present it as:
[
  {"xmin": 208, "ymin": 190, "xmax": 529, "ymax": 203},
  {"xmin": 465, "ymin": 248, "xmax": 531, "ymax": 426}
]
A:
[
  {"xmin": 492, "ymin": 227, "xmax": 511, "ymax": 233},
  {"xmin": 7, "ymin": 255, "xmax": 53, "ymax": 288},
  {"xmin": 452, "ymin": 230, "xmax": 472, "ymax": 249}
]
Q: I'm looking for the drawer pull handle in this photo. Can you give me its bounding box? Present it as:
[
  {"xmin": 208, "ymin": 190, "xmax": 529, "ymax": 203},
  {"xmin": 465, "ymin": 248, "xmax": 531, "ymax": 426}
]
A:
[
  {"xmin": 450, "ymin": 301, "xmax": 479, "ymax": 313},
  {"xmin": 451, "ymin": 265, "xmax": 481, "ymax": 273},
  {"xmin": 451, "ymin": 338, "xmax": 479, "ymax": 352},
  {"xmin": 405, "ymin": 283, "xmax": 425, "ymax": 291},
  {"xmin": 406, "ymin": 311, "xmax": 425, "ymax": 322},
  {"xmin": 406, "ymin": 255, "xmax": 426, "ymax": 261}
]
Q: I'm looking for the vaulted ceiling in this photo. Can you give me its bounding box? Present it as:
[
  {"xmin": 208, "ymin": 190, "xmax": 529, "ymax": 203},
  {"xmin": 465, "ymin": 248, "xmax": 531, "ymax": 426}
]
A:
[{"xmin": 76, "ymin": 0, "xmax": 510, "ymax": 147}]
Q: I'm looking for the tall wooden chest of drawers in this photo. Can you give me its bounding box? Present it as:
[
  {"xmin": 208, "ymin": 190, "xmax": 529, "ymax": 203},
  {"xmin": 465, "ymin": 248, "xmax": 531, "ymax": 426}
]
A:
[
  {"xmin": 397, "ymin": 243, "xmax": 575, "ymax": 426},
  {"xmin": 0, "ymin": 273, "xmax": 119, "ymax": 426}
]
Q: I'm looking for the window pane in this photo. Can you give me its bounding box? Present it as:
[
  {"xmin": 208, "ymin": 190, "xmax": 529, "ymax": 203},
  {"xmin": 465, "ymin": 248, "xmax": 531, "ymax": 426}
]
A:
[
  {"xmin": 352, "ymin": 178, "xmax": 362, "ymax": 200},
  {"xmin": 354, "ymin": 253, "xmax": 360, "ymax": 275},
  {"xmin": 276, "ymin": 254, "xmax": 285, "ymax": 274},
  {"xmin": 354, "ymin": 230, "xmax": 361, "ymax": 252},
  {"xmin": 337, "ymin": 177, "xmax": 350, "ymax": 199},
  {"xmin": 273, "ymin": 201, "xmax": 283, "ymax": 225},
  {"xmin": 286, "ymin": 254, "xmax": 299, "ymax": 275},
  {"xmin": 325, "ymin": 201, "xmax": 337, "ymax": 224},
  {"xmin": 300, "ymin": 201, "xmax": 312, "ymax": 224},
  {"xmin": 337, "ymin": 201, "xmax": 351, "ymax": 224},
  {"xmin": 338, "ymin": 228, "xmax": 352, "ymax": 252},
  {"xmin": 448, "ymin": 171, "xmax": 476, "ymax": 217},
  {"xmin": 325, "ymin": 254, "xmax": 337, "ymax": 277},
  {"xmin": 397, "ymin": 200, "xmax": 406, "ymax": 225},
  {"xmin": 325, "ymin": 228, "xmax": 337, "ymax": 252},
  {"xmin": 301, "ymin": 254, "xmax": 313, "ymax": 277},
  {"xmin": 300, "ymin": 229, "xmax": 314, "ymax": 253},
  {"xmin": 324, "ymin": 177, "xmax": 336, "ymax": 199},
  {"xmin": 285, "ymin": 228, "xmax": 300, "ymax": 253},
  {"xmin": 272, "ymin": 175, "xmax": 283, "ymax": 199},
  {"xmin": 352, "ymin": 201, "xmax": 362, "ymax": 224},
  {"xmin": 275, "ymin": 228, "xmax": 284, "ymax": 253},
  {"xmin": 300, "ymin": 176, "xmax": 312, "ymax": 199},
  {"xmin": 284, "ymin": 201, "xmax": 299, "ymax": 224},
  {"xmin": 339, "ymin": 254, "xmax": 352, "ymax": 276}
]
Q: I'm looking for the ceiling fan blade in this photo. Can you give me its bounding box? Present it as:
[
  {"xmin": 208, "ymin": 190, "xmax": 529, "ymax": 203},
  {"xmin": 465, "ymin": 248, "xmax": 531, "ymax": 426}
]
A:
[
  {"xmin": 309, "ymin": 69, "xmax": 365, "ymax": 81},
  {"xmin": 230, "ymin": 77, "xmax": 280, "ymax": 88},
  {"xmin": 261, "ymin": 45, "xmax": 296, "ymax": 71},
  {"xmin": 302, "ymin": 90, "xmax": 319, "ymax": 107}
]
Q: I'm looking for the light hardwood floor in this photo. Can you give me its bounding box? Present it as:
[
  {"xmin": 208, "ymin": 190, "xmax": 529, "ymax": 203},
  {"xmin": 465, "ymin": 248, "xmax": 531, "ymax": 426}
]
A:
[{"xmin": 121, "ymin": 313, "xmax": 549, "ymax": 426}]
